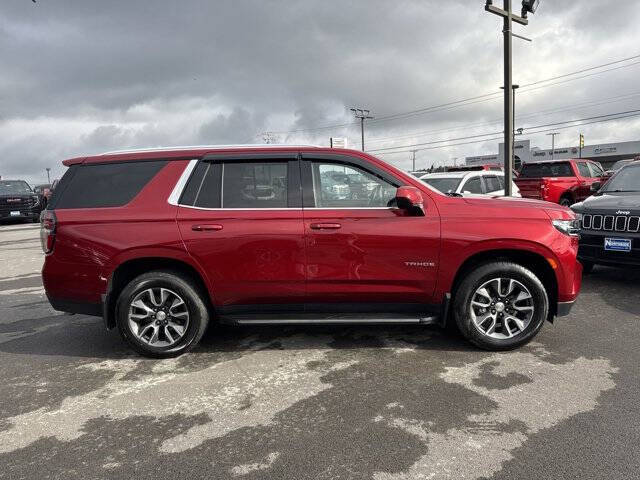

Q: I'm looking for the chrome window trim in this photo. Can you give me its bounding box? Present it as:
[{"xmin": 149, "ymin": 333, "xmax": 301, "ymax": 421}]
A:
[
  {"xmin": 167, "ymin": 159, "xmax": 199, "ymax": 206},
  {"xmin": 169, "ymin": 158, "xmax": 396, "ymax": 212}
]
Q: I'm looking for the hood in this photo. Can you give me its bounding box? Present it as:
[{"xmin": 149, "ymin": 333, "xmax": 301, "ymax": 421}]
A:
[
  {"xmin": 572, "ymin": 192, "xmax": 640, "ymax": 214},
  {"xmin": 463, "ymin": 195, "xmax": 569, "ymax": 213}
]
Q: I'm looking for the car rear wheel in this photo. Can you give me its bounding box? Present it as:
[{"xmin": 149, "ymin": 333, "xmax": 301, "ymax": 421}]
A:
[
  {"xmin": 559, "ymin": 196, "xmax": 572, "ymax": 207},
  {"xmin": 116, "ymin": 271, "xmax": 209, "ymax": 358},
  {"xmin": 453, "ymin": 262, "xmax": 548, "ymax": 350}
]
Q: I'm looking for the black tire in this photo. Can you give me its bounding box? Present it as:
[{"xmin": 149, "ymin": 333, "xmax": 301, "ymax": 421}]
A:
[
  {"xmin": 116, "ymin": 271, "xmax": 209, "ymax": 358},
  {"xmin": 559, "ymin": 196, "xmax": 572, "ymax": 207},
  {"xmin": 581, "ymin": 261, "xmax": 594, "ymax": 274},
  {"xmin": 453, "ymin": 261, "xmax": 549, "ymax": 351}
]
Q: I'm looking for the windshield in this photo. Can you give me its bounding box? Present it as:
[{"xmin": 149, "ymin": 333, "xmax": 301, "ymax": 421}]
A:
[
  {"xmin": 421, "ymin": 177, "xmax": 463, "ymax": 193},
  {"xmin": 519, "ymin": 162, "xmax": 573, "ymax": 178},
  {"xmin": 0, "ymin": 180, "xmax": 32, "ymax": 195},
  {"xmin": 610, "ymin": 160, "xmax": 632, "ymax": 171},
  {"xmin": 602, "ymin": 164, "xmax": 640, "ymax": 192}
]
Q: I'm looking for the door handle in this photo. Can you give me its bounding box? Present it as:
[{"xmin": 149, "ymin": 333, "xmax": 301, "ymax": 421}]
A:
[
  {"xmin": 310, "ymin": 222, "xmax": 342, "ymax": 230},
  {"xmin": 191, "ymin": 224, "xmax": 223, "ymax": 231}
]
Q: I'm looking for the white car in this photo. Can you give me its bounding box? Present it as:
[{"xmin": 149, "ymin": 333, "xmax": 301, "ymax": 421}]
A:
[{"xmin": 419, "ymin": 171, "xmax": 521, "ymax": 197}]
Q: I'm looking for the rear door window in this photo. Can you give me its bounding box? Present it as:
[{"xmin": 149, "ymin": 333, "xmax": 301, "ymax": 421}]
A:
[
  {"xmin": 576, "ymin": 162, "xmax": 591, "ymax": 177},
  {"xmin": 222, "ymin": 162, "xmax": 288, "ymax": 208},
  {"xmin": 461, "ymin": 176, "xmax": 484, "ymax": 194},
  {"xmin": 483, "ymin": 175, "xmax": 502, "ymax": 193},
  {"xmin": 51, "ymin": 161, "xmax": 167, "ymax": 209},
  {"xmin": 519, "ymin": 162, "xmax": 574, "ymax": 178}
]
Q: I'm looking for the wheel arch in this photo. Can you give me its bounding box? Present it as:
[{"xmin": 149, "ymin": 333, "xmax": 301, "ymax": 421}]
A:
[
  {"xmin": 450, "ymin": 249, "xmax": 558, "ymax": 322},
  {"xmin": 104, "ymin": 257, "xmax": 212, "ymax": 329}
]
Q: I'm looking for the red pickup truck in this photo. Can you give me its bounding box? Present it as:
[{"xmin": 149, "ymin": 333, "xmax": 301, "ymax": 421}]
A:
[{"xmin": 515, "ymin": 159, "xmax": 606, "ymax": 206}]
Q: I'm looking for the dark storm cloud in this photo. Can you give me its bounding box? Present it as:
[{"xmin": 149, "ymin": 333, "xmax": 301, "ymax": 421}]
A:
[{"xmin": 1, "ymin": 0, "xmax": 639, "ymax": 181}]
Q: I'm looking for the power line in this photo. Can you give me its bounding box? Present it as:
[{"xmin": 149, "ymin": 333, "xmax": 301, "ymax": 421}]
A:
[
  {"xmin": 267, "ymin": 53, "xmax": 640, "ymax": 136},
  {"xmin": 363, "ymin": 90, "xmax": 640, "ymax": 145},
  {"xmin": 367, "ymin": 109, "xmax": 640, "ymax": 153}
]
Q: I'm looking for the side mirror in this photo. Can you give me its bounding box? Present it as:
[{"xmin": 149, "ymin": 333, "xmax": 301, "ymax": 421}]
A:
[
  {"xmin": 395, "ymin": 186, "xmax": 425, "ymax": 216},
  {"xmin": 590, "ymin": 181, "xmax": 602, "ymax": 193}
]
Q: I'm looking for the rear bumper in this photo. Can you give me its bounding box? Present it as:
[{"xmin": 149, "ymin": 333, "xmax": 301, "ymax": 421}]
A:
[{"xmin": 47, "ymin": 295, "xmax": 102, "ymax": 317}]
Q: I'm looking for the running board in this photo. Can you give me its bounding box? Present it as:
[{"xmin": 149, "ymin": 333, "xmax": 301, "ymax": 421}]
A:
[{"xmin": 225, "ymin": 314, "xmax": 440, "ymax": 326}]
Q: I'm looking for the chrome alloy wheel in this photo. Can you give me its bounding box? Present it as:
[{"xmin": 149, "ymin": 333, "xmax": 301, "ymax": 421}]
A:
[
  {"xmin": 469, "ymin": 277, "xmax": 535, "ymax": 340},
  {"xmin": 128, "ymin": 288, "xmax": 190, "ymax": 347}
]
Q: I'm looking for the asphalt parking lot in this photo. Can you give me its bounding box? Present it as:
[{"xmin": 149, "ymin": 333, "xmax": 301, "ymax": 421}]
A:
[{"xmin": 0, "ymin": 222, "xmax": 638, "ymax": 480}]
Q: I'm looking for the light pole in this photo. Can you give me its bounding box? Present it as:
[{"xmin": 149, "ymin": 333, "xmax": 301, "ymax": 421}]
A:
[
  {"xmin": 411, "ymin": 150, "xmax": 417, "ymax": 171},
  {"xmin": 500, "ymin": 84, "xmax": 520, "ymax": 169},
  {"xmin": 485, "ymin": 0, "xmax": 540, "ymax": 195},
  {"xmin": 350, "ymin": 108, "xmax": 374, "ymax": 151},
  {"xmin": 547, "ymin": 132, "xmax": 559, "ymax": 160},
  {"xmin": 46, "ymin": 168, "xmax": 51, "ymax": 184}
]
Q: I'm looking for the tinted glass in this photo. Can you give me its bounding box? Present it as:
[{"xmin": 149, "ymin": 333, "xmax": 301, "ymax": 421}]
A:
[
  {"xmin": 611, "ymin": 159, "xmax": 632, "ymax": 171},
  {"xmin": 179, "ymin": 161, "xmax": 209, "ymax": 206},
  {"xmin": 222, "ymin": 162, "xmax": 287, "ymax": 208},
  {"xmin": 602, "ymin": 164, "xmax": 640, "ymax": 192},
  {"xmin": 461, "ymin": 177, "xmax": 483, "ymax": 194},
  {"xmin": 589, "ymin": 162, "xmax": 604, "ymax": 176},
  {"xmin": 519, "ymin": 162, "xmax": 573, "ymax": 178},
  {"xmin": 421, "ymin": 177, "xmax": 462, "ymax": 193},
  {"xmin": 576, "ymin": 162, "xmax": 591, "ymax": 177},
  {"xmin": 484, "ymin": 175, "xmax": 501, "ymax": 192},
  {"xmin": 53, "ymin": 161, "xmax": 167, "ymax": 209},
  {"xmin": 195, "ymin": 163, "xmax": 222, "ymax": 208},
  {"xmin": 312, "ymin": 162, "xmax": 396, "ymax": 207},
  {"xmin": 0, "ymin": 180, "xmax": 32, "ymax": 194}
]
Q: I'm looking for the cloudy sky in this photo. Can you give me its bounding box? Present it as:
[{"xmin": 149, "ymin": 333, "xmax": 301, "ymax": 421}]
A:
[{"xmin": 2, "ymin": 0, "xmax": 640, "ymax": 183}]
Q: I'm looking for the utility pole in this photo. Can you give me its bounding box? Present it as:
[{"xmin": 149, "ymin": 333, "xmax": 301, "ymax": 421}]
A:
[
  {"xmin": 547, "ymin": 132, "xmax": 559, "ymax": 160},
  {"xmin": 46, "ymin": 168, "xmax": 51, "ymax": 184},
  {"xmin": 411, "ymin": 150, "xmax": 417, "ymax": 171},
  {"xmin": 579, "ymin": 133, "xmax": 584, "ymax": 158},
  {"xmin": 485, "ymin": 0, "xmax": 540, "ymax": 196},
  {"xmin": 350, "ymin": 108, "xmax": 374, "ymax": 151}
]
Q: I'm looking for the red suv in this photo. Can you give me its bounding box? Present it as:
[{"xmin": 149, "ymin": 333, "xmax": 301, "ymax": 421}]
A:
[{"xmin": 41, "ymin": 146, "xmax": 582, "ymax": 357}]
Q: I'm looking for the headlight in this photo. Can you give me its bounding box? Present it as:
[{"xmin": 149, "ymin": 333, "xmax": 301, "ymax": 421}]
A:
[{"xmin": 552, "ymin": 216, "xmax": 581, "ymax": 237}]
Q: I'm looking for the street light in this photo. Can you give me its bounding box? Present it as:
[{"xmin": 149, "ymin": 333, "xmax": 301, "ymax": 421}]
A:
[
  {"xmin": 521, "ymin": 0, "xmax": 541, "ymax": 18},
  {"xmin": 485, "ymin": 0, "xmax": 541, "ymax": 196}
]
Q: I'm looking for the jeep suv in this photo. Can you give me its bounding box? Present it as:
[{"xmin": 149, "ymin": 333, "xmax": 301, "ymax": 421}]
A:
[{"xmin": 41, "ymin": 146, "xmax": 582, "ymax": 357}]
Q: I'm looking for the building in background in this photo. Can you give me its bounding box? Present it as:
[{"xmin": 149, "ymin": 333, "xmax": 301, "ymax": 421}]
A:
[{"xmin": 465, "ymin": 139, "xmax": 640, "ymax": 170}]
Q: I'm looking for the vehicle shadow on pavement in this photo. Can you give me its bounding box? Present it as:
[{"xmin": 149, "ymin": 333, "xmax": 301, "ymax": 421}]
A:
[{"xmin": 0, "ymin": 315, "xmax": 477, "ymax": 360}]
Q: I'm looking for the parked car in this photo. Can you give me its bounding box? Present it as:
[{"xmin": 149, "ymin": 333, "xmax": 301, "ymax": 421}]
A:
[
  {"xmin": 420, "ymin": 171, "xmax": 521, "ymax": 197},
  {"xmin": 41, "ymin": 145, "xmax": 582, "ymax": 357},
  {"xmin": 0, "ymin": 179, "xmax": 44, "ymax": 223},
  {"xmin": 571, "ymin": 160, "xmax": 640, "ymax": 273},
  {"xmin": 446, "ymin": 164, "xmax": 503, "ymax": 172},
  {"xmin": 514, "ymin": 159, "xmax": 607, "ymax": 206},
  {"xmin": 33, "ymin": 180, "xmax": 58, "ymax": 208}
]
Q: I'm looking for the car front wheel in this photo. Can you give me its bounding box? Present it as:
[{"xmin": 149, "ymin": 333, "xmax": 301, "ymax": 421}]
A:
[
  {"xmin": 116, "ymin": 271, "xmax": 209, "ymax": 358},
  {"xmin": 453, "ymin": 262, "xmax": 549, "ymax": 351}
]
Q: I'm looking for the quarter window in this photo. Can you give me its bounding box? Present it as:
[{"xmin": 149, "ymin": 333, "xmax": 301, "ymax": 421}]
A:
[{"xmin": 311, "ymin": 162, "xmax": 397, "ymax": 207}]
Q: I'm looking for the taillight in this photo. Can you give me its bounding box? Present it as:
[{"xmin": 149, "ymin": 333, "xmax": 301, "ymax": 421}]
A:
[
  {"xmin": 540, "ymin": 179, "xmax": 550, "ymax": 199},
  {"xmin": 40, "ymin": 210, "xmax": 57, "ymax": 253}
]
